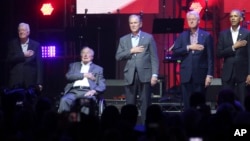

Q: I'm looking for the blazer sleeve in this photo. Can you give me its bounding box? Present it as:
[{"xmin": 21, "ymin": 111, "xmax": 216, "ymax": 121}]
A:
[
  {"xmin": 149, "ymin": 34, "xmax": 159, "ymax": 75},
  {"xmin": 205, "ymin": 33, "xmax": 214, "ymax": 76},
  {"xmin": 172, "ymin": 32, "xmax": 190, "ymax": 56},
  {"xmin": 34, "ymin": 41, "xmax": 44, "ymax": 85},
  {"xmin": 92, "ymin": 67, "xmax": 106, "ymax": 93},
  {"xmin": 247, "ymin": 32, "xmax": 250, "ymax": 75}
]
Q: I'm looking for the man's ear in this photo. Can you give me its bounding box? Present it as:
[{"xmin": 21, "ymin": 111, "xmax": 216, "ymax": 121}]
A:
[
  {"xmin": 140, "ymin": 22, "xmax": 143, "ymax": 28},
  {"xmin": 240, "ymin": 17, "xmax": 243, "ymax": 22}
]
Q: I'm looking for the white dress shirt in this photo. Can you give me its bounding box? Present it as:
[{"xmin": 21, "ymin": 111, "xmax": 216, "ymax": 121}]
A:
[
  {"xmin": 231, "ymin": 26, "xmax": 240, "ymax": 51},
  {"xmin": 21, "ymin": 39, "xmax": 29, "ymax": 52},
  {"xmin": 131, "ymin": 31, "xmax": 140, "ymax": 47},
  {"xmin": 73, "ymin": 62, "xmax": 91, "ymax": 87}
]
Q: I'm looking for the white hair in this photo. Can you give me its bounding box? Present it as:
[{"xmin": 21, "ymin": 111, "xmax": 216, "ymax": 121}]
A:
[
  {"xmin": 18, "ymin": 22, "xmax": 30, "ymax": 32},
  {"xmin": 81, "ymin": 46, "xmax": 95, "ymax": 56},
  {"xmin": 186, "ymin": 10, "xmax": 200, "ymax": 20}
]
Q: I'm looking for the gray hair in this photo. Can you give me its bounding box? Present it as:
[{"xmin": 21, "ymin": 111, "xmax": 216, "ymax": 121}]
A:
[
  {"xmin": 129, "ymin": 14, "xmax": 142, "ymax": 23},
  {"xmin": 186, "ymin": 10, "xmax": 200, "ymax": 20},
  {"xmin": 230, "ymin": 9, "xmax": 243, "ymax": 18},
  {"xmin": 81, "ymin": 46, "xmax": 95, "ymax": 56},
  {"xmin": 18, "ymin": 22, "xmax": 30, "ymax": 32}
]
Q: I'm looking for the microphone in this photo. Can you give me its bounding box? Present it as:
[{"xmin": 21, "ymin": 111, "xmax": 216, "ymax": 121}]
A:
[
  {"xmin": 140, "ymin": 10, "xmax": 143, "ymax": 16},
  {"xmin": 85, "ymin": 9, "xmax": 88, "ymax": 14},
  {"xmin": 139, "ymin": 10, "xmax": 143, "ymax": 20},
  {"xmin": 84, "ymin": 9, "xmax": 88, "ymax": 26}
]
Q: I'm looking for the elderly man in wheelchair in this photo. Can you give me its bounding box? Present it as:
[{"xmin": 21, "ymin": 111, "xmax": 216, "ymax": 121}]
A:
[{"xmin": 58, "ymin": 47, "xmax": 106, "ymax": 116}]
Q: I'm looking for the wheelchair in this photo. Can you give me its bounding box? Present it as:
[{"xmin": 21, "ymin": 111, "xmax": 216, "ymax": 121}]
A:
[{"xmin": 57, "ymin": 91, "xmax": 106, "ymax": 117}]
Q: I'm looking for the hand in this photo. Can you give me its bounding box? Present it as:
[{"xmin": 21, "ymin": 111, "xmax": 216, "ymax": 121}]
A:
[
  {"xmin": 24, "ymin": 50, "xmax": 34, "ymax": 57},
  {"xmin": 84, "ymin": 90, "xmax": 96, "ymax": 96},
  {"xmin": 38, "ymin": 85, "xmax": 43, "ymax": 91},
  {"xmin": 84, "ymin": 73, "xmax": 96, "ymax": 80},
  {"xmin": 189, "ymin": 44, "xmax": 204, "ymax": 51},
  {"xmin": 205, "ymin": 76, "xmax": 212, "ymax": 88},
  {"xmin": 233, "ymin": 40, "xmax": 247, "ymax": 49},
  {"xmin": 245, "ymin": 75, "xmax": 250, "ymax": 85},
  {"xmin": 130, "ymin": 46, "xmax": 144, "ymax": 54},
  {"xmin": 151, "ymin": 76, "xmax": 158, "ymax": 86}
]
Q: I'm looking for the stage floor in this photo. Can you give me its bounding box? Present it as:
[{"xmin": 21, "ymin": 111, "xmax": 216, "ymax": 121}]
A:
[{"xmin": 105, "ymin": 98, "xmax": 217, "ymax": 113}]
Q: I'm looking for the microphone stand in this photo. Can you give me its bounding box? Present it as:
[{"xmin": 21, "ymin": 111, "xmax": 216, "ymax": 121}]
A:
[
  {"xmin": 84, "ymin": 9, "xmax": 88, "ymax": 27},
  {"xmin": 204, "ymin": 0, "xmax": 208, "ymax": 30},
  {"xmin": 79, "ymin": 9, "xmax": 88, "ymax": 49},
  {"xmin": 162, "ymin": 0, "xmax": 167, "ymax": 91}
]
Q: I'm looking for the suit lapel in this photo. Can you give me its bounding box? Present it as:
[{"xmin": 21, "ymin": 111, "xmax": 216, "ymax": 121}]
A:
[
  {"xmin": 138, "ymin": 31, "xmax": 144, "ymax": 46},
  {"xmin": 27, "ymin": 40, "xmax": 33, "ymax": 50},
  {"xmin": 237, "ymin": 28, "xmax": 244, "ymax": 41},
  {"xmin": 198, "ymin": 30, "xmax": 203, "ymax": 44},
  {"xmin": 75, "ymin": 62, "xmax": 82, "ymax": 73},
  {"xmin": 186, "ymin": 31, "xmax": 191, "ymax": 45},
  {"xmin": 89, "ymin": 63, "xmax": 94, "ymax": 72},
  {"xmin": 227, "ymin": 29, "xmax": 234, "ymax": 45},
  {"xmin": 88, "ymin": 63, "xmax": 96, "ymax": 88},
  {"xmin": 126, "ymin": 34, "xmax": 133, "ymax": 49}
]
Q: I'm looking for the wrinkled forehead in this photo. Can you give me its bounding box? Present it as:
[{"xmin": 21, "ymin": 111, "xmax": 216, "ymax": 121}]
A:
[
  {"xmin": 18, "ymin": 26, "xmax": 28, "ymax": 32},
  {"xmin": 81, "ymin": 48, "xmax": 94, "ymax": 55},
  {"xmin": 129, "ymin": 15, "xmax": 141, "ymax": 22},
  {"xmin": 230, "ymin": 10, "xmax": 242, "ymax": 17},
  {"xmin": 18, "ymin": 24, "xmax": 29, "ymax": 31},
  {"xmin": 187, "ymin": 13, "xmax": 199, "ymax": 19}
]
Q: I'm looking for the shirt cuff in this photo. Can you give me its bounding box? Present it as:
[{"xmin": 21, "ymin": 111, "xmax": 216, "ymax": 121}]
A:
[
  {"xmin": 152, "ymin": 74, "xmax": 158, "ymax": 78},
  {"xmin": 206, "ymin": 75, "xmax": 213, "ymax": 79},
  {"xmin": 187, "ymin": 45, "xmax": 190, "ymax": 51},
  {"xmin": 232, "ymin": 46, "xmax": 235, "ymax": 51}
]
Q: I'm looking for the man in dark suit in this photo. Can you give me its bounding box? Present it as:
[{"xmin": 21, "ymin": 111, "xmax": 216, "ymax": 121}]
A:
[
  {"xmin": 6, "ymin": 22, "xmax": 43, "ymax": 90},
  {"xmin": 115, "ymin": 14, "xmax": 159, "ymax": 124},
  {"xmin": 217, "ymin": 9, "xmax": 250, "ymax": 106},
  {"xmin": 58, "ymin": 47, "xmax": 106, "ymax": 114},
  {"xmin": 172, "ymin": 10, "xmax": 214, "ymax": 110}
]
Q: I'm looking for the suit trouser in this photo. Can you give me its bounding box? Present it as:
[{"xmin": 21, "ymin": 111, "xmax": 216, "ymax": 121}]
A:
[
  {"xmin": 58, "ymin": 88, "xmax": 96, "ymax": 114},
  {"xmin": 181, "ymin": 80, "xmax": 206, "ymax": 110},
  {"xmin": 125, "ymin": 71, "xmax": 151, "ymax": 124},
  {"xmin": 222, "ymin": 80, "xmax": 250, "ymax": 106}
]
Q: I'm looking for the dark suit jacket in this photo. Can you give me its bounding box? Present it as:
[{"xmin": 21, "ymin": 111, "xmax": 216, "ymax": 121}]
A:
[
  {"xmin": 115, "ymin": 31, "xmax": 159, "ymax": 85},
  {"xmin": 6, "ymin": 38, "xmax": 43, "ymax": 88},
  {"xmin": 217, "ymin": 27, "xmax": 250, "ymax": 82},
  {"xmin": 172, "ymin": 29, "xmax": 214, "ymax": 84},
  {"xmin": 64, "ymin": 62, "xmax": 106, "ymax": 94}
]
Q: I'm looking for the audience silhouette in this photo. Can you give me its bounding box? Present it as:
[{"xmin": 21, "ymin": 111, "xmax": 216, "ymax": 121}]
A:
[{"xmin": 0, "ymin": 87, "xmax": 250, "ymax": 141}]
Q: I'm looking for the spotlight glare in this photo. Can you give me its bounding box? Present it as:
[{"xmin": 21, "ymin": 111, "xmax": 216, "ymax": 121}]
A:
[{"xmin": 40, "ymin": 3, "xmax": 54, "ymax": 16}]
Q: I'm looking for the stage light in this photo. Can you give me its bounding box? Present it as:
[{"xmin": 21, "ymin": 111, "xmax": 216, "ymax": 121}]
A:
[
  {"xmin": 40, "ymin": 3, "xmax": 54, "ymax": 16},
  {"xmin": 42, "ymin": 46, "xmax": 56, "ymax": 58},
  {"xmin": 189, "ymin": 1, "xmax": 203, "ymax": 13}
]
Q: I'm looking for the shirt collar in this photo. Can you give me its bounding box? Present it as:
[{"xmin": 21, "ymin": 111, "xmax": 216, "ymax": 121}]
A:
[
  {"xmin": 81, "ymin": 61, "xmax": 92, "ymax": 66},
  {"xmin": 131, "ymin": 30, "xmax": 141, "ymax": 38},
  {"xmin": 190, "ymin": 28, "xmax": 199, "ymax": 35},
  {"xmin": 21, "ymin": 38, "xmax": 29, "ymax": 45},
  {"xmin": 230, "ymin": 26, "xmax": 240, "ymax": 32}
]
